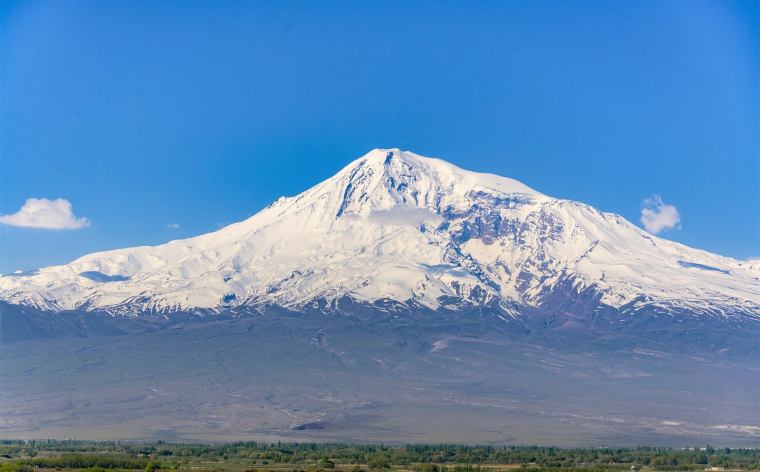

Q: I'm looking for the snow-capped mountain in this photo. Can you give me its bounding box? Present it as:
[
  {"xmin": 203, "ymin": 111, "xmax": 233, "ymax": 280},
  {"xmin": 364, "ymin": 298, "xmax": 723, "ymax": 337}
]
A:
[{"xmin": 2, "ymin": 149, "xmax": 759, "ymax": 323}]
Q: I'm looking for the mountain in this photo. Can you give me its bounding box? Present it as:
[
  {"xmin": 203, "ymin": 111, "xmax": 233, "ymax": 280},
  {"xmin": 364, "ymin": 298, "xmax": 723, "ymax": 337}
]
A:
[
  {"xmin": 2, "ymin": 149, "xmax": 759, "ymax": 326},
  {"xmin": 2, "ymin": 149, "xmax": 760, "ymax": 445}
]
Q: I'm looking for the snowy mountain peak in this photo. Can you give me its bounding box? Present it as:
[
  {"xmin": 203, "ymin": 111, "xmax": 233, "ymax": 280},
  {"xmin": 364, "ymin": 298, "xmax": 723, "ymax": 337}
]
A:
[
  {"xmin": 332, "ymin": 149, "xmax": 542, "ymax": 215},
  {"xmin": 1, "ymin": 149, "xmax": 758, "ymax": 323}
]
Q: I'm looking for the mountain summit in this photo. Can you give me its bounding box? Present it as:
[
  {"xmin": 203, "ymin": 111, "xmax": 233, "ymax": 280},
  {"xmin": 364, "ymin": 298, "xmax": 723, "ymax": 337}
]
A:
[{"xmin": 2, "ymin": 149, "xmax": 759, "ymax": 327}]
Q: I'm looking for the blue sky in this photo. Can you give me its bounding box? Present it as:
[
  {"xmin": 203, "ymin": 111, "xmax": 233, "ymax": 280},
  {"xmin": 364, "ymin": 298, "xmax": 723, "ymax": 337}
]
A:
[{"xmin": 1, "ymin": 0, "xmax": 758, "ymax": 274}]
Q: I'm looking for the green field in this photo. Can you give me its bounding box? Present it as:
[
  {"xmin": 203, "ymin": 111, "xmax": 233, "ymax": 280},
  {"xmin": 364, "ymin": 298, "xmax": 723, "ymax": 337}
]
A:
[{"xmin": 1, "ymin": 441, "xmax": 759, "ymax": 472}]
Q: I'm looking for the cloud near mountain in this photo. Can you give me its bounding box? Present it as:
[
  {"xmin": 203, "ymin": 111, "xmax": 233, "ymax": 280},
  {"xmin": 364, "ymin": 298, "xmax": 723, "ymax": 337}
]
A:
[
  {"xmin": 0, "ymin": 198, "xmax": 90, "ymax": 230},
  {"xmin": 640, "ymin": 194, "xmax": 681, "ymax": 234}
]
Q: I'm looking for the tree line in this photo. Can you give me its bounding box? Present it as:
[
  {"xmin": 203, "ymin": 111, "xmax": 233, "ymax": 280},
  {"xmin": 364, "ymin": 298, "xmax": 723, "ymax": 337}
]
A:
[
  {"xmin": 18, "ymin": 456, "xmax": 153, "ymax": 469},
  {"xmin": 0, "ymin": 442, "xmax": 757, "ymax": 470}
]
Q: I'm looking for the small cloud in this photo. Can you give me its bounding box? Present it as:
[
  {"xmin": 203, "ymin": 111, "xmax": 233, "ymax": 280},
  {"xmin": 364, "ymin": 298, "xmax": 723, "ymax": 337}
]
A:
[
  {"xmin": 0, "ymin": 198, "xmax": 90, "ymax": 229},
  {"xmin": 166, "ymin": 223, "xmax": 180, "ymax": 228},
  {"xmin": 640, "ymin": 195, "xmax": 681, "ymax": 234}
]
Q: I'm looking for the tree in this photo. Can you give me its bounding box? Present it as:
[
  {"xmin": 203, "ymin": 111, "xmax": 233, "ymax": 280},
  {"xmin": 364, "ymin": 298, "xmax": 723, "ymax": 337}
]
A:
[
  {"xmin": 368, "ymin": 459, "xmax": 391, "ymax": 470},
  {"xmin": 318, "ymin": 457, "xmax": 336, "ymax": 469}
]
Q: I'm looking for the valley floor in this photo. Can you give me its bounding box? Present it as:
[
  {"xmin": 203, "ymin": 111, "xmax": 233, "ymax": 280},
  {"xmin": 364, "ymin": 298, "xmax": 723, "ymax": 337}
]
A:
[{"xmin": 1, "ymin": 313, "xmax": 758, "ymax": 446}]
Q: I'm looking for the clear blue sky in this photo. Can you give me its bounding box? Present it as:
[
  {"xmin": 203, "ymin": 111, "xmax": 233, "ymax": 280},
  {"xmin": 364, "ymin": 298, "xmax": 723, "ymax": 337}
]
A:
[{"xmin": 1, "ymin": 0, "xmax": 758, "ymax": 274}]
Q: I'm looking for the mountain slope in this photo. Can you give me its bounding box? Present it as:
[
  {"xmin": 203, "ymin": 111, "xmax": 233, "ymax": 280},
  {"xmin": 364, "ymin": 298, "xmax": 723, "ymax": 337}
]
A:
[{"xmin": 1, "ymin": 149, "xmax": 758, "ymax": 323}]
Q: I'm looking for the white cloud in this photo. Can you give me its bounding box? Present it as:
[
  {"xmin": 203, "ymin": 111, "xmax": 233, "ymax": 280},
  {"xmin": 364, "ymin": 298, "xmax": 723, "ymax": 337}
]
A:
[
  {"xmin": 640, "ymin": 195, "xmax": 681, "ymax": 234},
  {"xmin": 166, "ymin": 223, "xmax": 180, "ymax": 228},
  {"xmin": 366, "ymin": 207, "xmax": 441, "ymax": 226},
  {"xmin": 0, "ymin": 198, "xmax": 90, "ymax": 229}
]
